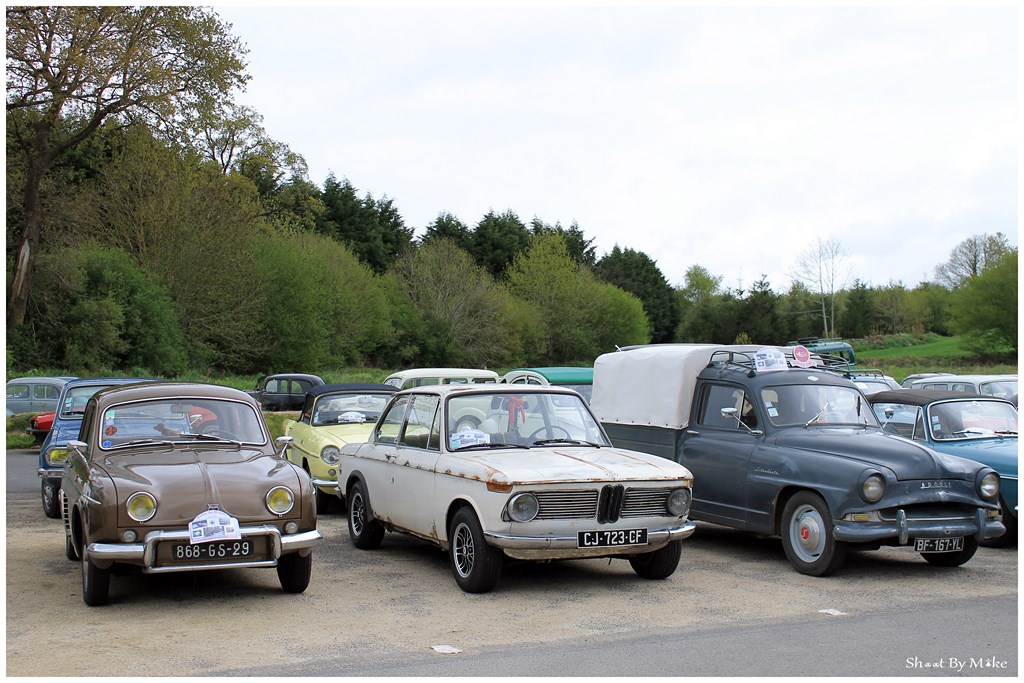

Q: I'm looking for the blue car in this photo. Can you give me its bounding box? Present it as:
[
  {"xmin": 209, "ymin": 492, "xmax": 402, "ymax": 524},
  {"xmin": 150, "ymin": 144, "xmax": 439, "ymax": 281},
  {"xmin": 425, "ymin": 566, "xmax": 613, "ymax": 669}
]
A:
[
  {"xmin": 37, "ymin": 377, "xmax": 155, "ymax": 518},
  {"xmin": 870, "ymin": 389, "xmax": 1018, "ymax": 546}
]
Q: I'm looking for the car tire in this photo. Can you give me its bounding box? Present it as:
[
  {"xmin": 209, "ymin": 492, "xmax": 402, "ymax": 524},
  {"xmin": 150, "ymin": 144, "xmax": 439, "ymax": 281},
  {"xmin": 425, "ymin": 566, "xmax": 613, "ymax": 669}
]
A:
[
  {"xmin": 448, "ymin": 507, "xmax": 502, "ymax": 593},
  {"xmin": 277, "ymin": 551, "xmax": 313, "ymax": 593},
  {"xmin": 781, "ymin": 491, "xmax": 847, "ymax": 577},
  {"xmin": 920, "ymin": 536, "xmax": 979, "ymax": 567},
  {"xmin": 41, "ymin": 479, "xmax": 61, "ymax": 519},
  {"xmin": 81, "ymin": 547, "xmax": 110, "ymax": 607},
  {"xmin": 628, "ymin": 540, "xmax": 683, "ymax": 580},
  {"xmin": 981, "ymin": 497, "xmax": 1017, "ymax": 548},
  {"xmin": 347, "ymin": 481, "xmax": 384, "ymax": 549}
]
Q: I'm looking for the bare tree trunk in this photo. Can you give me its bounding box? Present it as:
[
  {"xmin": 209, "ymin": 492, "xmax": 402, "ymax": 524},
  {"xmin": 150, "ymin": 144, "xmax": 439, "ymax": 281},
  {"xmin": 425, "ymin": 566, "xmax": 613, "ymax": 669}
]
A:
[{"xmin": 7, "ymin": 162, "xmax": 46, "ymax": 328}]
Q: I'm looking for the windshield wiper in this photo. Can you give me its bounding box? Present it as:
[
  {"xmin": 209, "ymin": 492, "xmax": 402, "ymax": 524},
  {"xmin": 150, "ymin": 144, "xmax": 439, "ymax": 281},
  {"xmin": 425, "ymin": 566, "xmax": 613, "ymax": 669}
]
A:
[
  {"xmin": 804, "ymin": 402, "xmax": 829, "ymax": 427},
  {"xmin": 111, "ymin": 439, "xmax": 175, "ymax": 448},
  {"xmin": 452, "ymin": 442, "xmax": 531, "ymax": 451},
  {"xmin": 532, "ymin": 438, "xmax": 602, "ymax": 447}
]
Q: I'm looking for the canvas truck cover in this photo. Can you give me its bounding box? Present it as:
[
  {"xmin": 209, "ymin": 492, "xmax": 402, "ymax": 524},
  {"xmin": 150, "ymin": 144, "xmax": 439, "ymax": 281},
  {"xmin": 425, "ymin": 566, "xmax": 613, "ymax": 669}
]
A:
[{"xmin": 591, "ymin": 344, "xmax": 725, "ymax": 430}]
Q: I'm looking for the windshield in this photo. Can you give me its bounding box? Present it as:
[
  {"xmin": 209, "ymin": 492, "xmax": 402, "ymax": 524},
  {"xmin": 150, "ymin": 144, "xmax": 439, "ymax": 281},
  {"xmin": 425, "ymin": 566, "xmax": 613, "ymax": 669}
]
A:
[
  {"xmin": 98, "ymin": 398, "xmax": 267, "ymax": 449},
  {"xmin": 926, "ymin": 400, "xmax": 1018, "ymax": 441},
  {"xmin": 761, "ymin": 384, "xmax": 878, "ymax": 427},
  {"xmin": 60, "ymin": 385, "xmax": 110, "ymax": 419},
  {"xmin": 446, "ymin": 392, "xmax": 610, "ymax": 449},
  {"xmin": 312, "ymin": 391, "xmax": 391, "ymax": 426}
]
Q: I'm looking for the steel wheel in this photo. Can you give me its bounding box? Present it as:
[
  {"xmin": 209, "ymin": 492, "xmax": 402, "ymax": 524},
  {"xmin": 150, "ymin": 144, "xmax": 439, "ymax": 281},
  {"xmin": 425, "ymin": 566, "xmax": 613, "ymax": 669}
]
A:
[
  {"xmin": 780, "ymin": 491, "xmax": 847, "ymax": 576},
  {"xmin": 41, "ymin": 479, "xmax": 61, "ymax": 519},
  {"xmin": 347, "ymin": 481, "xmax": 384, "ymax": 549}
]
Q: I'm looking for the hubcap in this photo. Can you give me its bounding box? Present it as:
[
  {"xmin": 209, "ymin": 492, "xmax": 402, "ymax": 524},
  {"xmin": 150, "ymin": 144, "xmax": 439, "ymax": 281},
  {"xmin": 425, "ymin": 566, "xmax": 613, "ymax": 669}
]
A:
[
  {"xmin": 452, "ymin": 522, "xmax": 475, "ymax": 578},
  {"xmin": 790, "ymin": 504, "xmax": 825, "ymax": 562}
]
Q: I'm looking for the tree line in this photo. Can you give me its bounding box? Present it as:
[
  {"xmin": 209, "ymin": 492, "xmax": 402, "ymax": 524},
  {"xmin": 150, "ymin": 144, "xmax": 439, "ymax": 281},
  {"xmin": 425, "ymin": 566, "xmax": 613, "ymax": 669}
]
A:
[{"xmin": 6, "ymin": 7, "xmax": 1017, "ymax": 377}]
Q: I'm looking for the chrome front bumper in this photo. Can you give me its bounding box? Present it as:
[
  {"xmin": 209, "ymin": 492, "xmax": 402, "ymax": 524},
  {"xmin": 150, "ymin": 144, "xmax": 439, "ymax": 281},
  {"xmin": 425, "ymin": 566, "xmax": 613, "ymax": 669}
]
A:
[
  {"xmin": 86, "ymin": 525, "xmax": 323, "ymax": 573},
  {"xmin": 484, "ymin": 520, "xmax": 697, "ymax": 551},
  {"xmin": 833, "ymin": 507, "xmax": 1004, "ymax": 545}
]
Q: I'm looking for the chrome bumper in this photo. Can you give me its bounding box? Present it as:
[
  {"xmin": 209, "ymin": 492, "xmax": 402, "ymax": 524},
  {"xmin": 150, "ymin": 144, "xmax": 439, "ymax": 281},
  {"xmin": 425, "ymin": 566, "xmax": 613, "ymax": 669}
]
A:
[
  {"xmin": 86, "ymin": 524, "xmax": 322, "ymax": 573},
  {"xmin": 36, "ymin": 468, "xmax": 61, "ymax": 479},
  {"xmin": 484, "ymin": 520, "xmax": 696, "ymax": 550},
  {"xmin": 834, "ymin": 507, "xmax": 1005, "ymax": 545}
]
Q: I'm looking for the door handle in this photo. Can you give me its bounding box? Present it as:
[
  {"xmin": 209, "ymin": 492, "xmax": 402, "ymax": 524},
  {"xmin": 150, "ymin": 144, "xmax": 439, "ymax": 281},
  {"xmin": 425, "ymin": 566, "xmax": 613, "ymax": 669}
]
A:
[{"xmin": 384, "ymin": 453, "xmax": 397, "ymax": 461}]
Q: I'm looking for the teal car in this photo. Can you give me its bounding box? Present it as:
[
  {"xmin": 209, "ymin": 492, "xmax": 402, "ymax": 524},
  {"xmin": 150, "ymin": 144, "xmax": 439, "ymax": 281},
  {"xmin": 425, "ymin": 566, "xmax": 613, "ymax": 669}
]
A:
[
  {"xmin": 870, "ymin": 389, "xmax": 1018, "ymax": 546},
  {"xmin": 501, "ymin": 367, "xmax": 594, "ymax": 402}
]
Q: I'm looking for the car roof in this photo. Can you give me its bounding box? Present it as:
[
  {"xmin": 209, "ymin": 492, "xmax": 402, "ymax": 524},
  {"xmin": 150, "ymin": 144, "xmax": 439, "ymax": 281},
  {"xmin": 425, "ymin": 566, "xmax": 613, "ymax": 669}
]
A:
[
  {"xmin": 385, "ymin": 367, "xmax": 500, "ymax": 379},
  {"xmin": 507, "ymin": 367, "xmax": 593, "ymax": 383},
  {"xmin": 867, "ymin": 389, "xmax": 995, "ymax": 406},
  {"xmin": 92, "ymin": 382, "xmax": 254, "ymax": 406},
  {"xmin": 62, "ymin": 377, "xmax": 156, "ymax": 389},
  {"xmin": 7, "ymin": 376, "xmax": 76, "ymax": 384},
  {"xmin": 262, "ymin": 373, "xmax": 324, "ymax": 382},
  {"xmin": 307, "ymin": 383, "xmax": 397, "ymax": 397},
  {"xmin": 912, "ymin": 374, "xmax": 1017, "ymax": 384},
  {"xmin": 399, "ymin": 383, "xmax": 581, "ymax": 398}
]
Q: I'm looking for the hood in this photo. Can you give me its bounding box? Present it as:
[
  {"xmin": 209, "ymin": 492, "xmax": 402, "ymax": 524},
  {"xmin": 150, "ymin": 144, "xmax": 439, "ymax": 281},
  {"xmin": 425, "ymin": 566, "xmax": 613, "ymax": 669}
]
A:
[
  {"xmin": 99, "ymin": 447, "xmax": 302, "ymax": 525},
  {"xmin": 928, "ymin": 438, "xmax": 1018, "ymax": 479},
  {"xmin": 772, "ymin": 428, "xmax": 982, "ymax": 481},
  {"xmin": 312, "ymin": 422, "xmax": 375, "ymax": 446},
  {"xmin": 447, "ymin": 446, "xmax": 692, "ymax": 485},
  {"xmin": 49, "ymin": 417, "xmax": 85, "ymax": 446}
]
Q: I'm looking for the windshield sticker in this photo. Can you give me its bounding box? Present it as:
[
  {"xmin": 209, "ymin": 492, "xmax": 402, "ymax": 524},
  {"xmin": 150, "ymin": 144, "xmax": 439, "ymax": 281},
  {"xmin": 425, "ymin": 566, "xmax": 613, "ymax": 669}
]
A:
[
  {"xmin": 764, "ymin": 402, "xmax": 779, "ymax": 418},
  {"xmin": 449, "ymin": 429, "xmax": 489, "ymax": 449},
  {"xmin": 753, "ymin": 347, "xmax": 788, "ymax": 373},
  {"xmin": 189, "ymin": 509, "xmax": 241, "ymax": 544},
  {"xmin": 339, "ymin": 411, "xmax": 366, "ymax": 423}
]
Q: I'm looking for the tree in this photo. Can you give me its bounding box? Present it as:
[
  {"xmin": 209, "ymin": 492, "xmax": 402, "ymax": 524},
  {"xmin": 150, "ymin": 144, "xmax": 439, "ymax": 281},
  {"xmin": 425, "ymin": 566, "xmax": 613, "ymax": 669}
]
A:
[
  {"xmin": 595, "ymin": 246, "xmax": 680, "ymax": 343},
  {"xmin": 787, "ymin": 237, "xmax": 848, "ymax": 338},
  {"xmin": 317, "ymin": 175, "xmax": 413, "ymax": 273},
  {"xmin": 950, "ymin": 250, "xmax": 1017, "ymax": 356},
  {"xmin": 839, "ymin": 279, "xmax": 877, "ymax": 338},
  {"xmin": 908, "ymin": 282, "xmax": 952, "ymax": 335},
  {"xmin": 934, "ymin": 232, "xmax": 1012, "ymax": 289},
  {"xmin": 6, "ymin": 6, "xmax": 248, "ymax": 327},
  {"xmin": 530, "ymin": 218, "xmax": 597, "ymax": 267},
  {"xmin": 421, "ymin": 212, "xmax": 472, "ymax": 252},
  {"xmin": 875, "ymin": 281, "xmax": 912, "ymax": 335},
  {"xmin": 470, "ymin": 209, "xmax": 530, "ymax": 278},
  {"xmin": 739, "ymin": 276, "xmax": 781, "ymax": 343}
]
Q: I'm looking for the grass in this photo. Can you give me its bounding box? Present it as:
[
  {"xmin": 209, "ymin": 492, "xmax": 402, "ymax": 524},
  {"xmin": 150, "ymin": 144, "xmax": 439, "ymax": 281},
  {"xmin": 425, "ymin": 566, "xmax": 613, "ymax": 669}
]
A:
[{"xmin": 851, "ymin": 335, "xmax": 1017, "ymax": 382}]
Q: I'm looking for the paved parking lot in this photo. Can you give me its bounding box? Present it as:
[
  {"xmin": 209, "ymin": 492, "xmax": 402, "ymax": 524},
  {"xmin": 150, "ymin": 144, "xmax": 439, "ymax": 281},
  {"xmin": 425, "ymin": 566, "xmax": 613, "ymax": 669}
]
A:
[{"xmin": 5, "ymin": 449, "xmax": 1018, "ymax": 676}]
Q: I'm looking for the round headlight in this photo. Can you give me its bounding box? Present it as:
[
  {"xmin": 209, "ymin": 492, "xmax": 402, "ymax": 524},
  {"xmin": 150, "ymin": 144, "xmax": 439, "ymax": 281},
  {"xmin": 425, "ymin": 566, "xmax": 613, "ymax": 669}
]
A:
[
  {"xmin": 507, "ymin": 493, "xmax": 539, "ymax": 522},
  {"xmin": 266, "ymin": 486, "xmax": 295, "ymax": 515},
  {"xmin": 126, "ymin": 492, "xmax": 157, "ymax": 522},
  {"xmin": 861, "ymin": 474, "xmax": 885, "ymax": 503},
  {"xmin": 666, "ymin": 488, "xmax": 692, "ymax": 516},
  {"xmin": 321, "ymin": 446, "xmax": 341, "ymax": 465},
  {"xmin": 978, "ymin": 472, "xmax": 999, "ymax": 500}
]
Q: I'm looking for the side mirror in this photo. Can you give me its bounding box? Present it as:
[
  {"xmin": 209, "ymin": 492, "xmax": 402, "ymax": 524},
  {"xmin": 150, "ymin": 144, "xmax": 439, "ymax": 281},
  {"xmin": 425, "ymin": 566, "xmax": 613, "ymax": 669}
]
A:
[
  {"xmin": 720, "ymin": 407, "xmax": 763, "ymax": 436},
  {"xmin": 68, "ymin": 439, "xmax": 88, "ymax": 457},
  {"xmin": 275, "ymin": 435, "xmax": 293, "ymax": 456},
  {"xmin": 884, "ymin": 407, "xmax": 895, "ymax": 419}
]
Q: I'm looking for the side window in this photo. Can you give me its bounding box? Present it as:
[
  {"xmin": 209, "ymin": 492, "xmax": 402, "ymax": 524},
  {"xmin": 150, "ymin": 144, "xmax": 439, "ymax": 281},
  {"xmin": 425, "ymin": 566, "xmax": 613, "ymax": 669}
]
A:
[
  {"xmin": 38, "ymin": 384, "xmax": 59, "ymax": 400},
  {"xmin": 7, "ymin": 383, "xmax": 29, "ymax": 399},
  {"xmin": 376, "ymin": 396, "xmax": 409, "ymax": 444},
  {"xmin": 300, "ymin": 395, "xmax": 315, "ymax": 425},
  {"xmin": 697, "ymin": 384, "xmax": 747, "ymax": 429},
  {"xmin": 265, "ymin": 379, "xmax": 280, "ymax": 393},
  {"xmin": 294, "ymin": 380, "xmax": 312, "ymax": 395},
  {"xmin": 33, "ymin": 384, "xmax": 48, "ymax": 399},
  {"xmin": 399, "ymin": 395, "xmax": 440, "ymax": 449},
  {"xmin": 950, "ymin": 383, "xmax": 971, "ymax": 394}
]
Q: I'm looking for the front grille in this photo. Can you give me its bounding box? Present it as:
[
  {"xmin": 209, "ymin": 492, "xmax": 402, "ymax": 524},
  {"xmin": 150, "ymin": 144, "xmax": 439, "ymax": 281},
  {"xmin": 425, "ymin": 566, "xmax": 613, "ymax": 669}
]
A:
[
  {"xmin": 532, "ymin": 486, "xmax": 671, "ymax": 522},
  {"xmin": 878, "ymin": 504, "xmax": 977, "ymax": 522},
  {"xmin": 533, "ymin": 490, "xmax": 598, "ymax": 520}
]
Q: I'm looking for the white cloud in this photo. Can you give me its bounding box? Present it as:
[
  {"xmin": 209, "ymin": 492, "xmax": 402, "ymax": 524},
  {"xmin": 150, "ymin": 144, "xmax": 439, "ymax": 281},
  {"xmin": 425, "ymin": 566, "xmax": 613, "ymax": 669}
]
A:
[{"xmin": 218, "ymin": 4, "xmax": 1017, "ymax": 292}]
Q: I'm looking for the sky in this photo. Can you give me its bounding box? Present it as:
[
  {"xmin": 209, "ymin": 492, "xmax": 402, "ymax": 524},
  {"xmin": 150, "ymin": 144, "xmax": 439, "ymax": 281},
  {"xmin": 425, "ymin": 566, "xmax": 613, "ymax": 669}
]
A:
[{"xmin": 214, "ymin": 3, "xmax": 1018, "ymax": 292}]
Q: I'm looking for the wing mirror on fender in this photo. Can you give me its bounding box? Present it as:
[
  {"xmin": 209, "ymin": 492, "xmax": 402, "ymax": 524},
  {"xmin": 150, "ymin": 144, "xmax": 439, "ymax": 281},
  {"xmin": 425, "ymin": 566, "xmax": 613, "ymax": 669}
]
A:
[{"xmin": 275, "ymin": 435, "xmax": 293, "ymax": 457}]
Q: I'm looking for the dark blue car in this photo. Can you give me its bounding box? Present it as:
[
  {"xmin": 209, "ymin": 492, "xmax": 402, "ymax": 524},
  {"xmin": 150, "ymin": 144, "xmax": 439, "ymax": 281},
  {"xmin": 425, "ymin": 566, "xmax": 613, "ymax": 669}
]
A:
[
  {"xmin": 37, "ymin": 377, "xmax": 155, "ymax": 518},
  {"xmin": 870, "ymin": 389, "xmax": 1018, "ymax": 547}
]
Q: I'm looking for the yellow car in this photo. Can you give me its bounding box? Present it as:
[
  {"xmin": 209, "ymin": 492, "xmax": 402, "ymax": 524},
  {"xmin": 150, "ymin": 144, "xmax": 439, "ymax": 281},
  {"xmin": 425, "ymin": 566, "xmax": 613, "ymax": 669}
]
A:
[{"xmin": 282, "ymin": 383, "xmax": 397, "ymax": 513}]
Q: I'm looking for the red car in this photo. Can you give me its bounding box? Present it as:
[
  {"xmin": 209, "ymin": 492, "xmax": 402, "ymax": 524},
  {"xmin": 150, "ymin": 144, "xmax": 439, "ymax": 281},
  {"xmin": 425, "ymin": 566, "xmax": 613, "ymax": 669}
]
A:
[{"xmin": 28, "ymin": 411, "xmax": 55, "ymax": 444}]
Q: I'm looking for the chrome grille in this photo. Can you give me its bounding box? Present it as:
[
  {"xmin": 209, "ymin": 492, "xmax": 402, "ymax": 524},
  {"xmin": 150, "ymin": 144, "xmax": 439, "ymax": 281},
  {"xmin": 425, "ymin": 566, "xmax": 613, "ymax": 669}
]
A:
[
  {"xmin": 533, "ymin": 490, "xmax": 598, "ymax": 520},
  {"xmin": 621, "ymin": 488, "xmax": 671, "ymax": 518},
  {"xmin": 878, "ymin": 504, "xmax": 976, "ymax": 522}
]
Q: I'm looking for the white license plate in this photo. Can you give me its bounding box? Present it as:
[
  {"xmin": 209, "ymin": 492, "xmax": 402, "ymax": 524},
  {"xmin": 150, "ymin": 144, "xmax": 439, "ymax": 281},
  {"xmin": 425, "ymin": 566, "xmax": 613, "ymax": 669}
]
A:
[
  {"xmin": 169, "ymin": 539, "xmax": 256, "ymax": 562},
  {"xmin": 914, "ymin": 537, "xmax": 964, "ymax": 553},
  {"xmin": 577, "ymin": 528, "xmax": 648, "ymax": 548}
]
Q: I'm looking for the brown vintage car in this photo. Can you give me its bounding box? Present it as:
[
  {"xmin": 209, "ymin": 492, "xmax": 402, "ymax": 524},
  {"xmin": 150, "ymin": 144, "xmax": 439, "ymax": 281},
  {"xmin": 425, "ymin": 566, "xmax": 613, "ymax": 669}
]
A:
[{"xmin": 60, "ymin": 382, "xmax": 322, "ymax": 606}]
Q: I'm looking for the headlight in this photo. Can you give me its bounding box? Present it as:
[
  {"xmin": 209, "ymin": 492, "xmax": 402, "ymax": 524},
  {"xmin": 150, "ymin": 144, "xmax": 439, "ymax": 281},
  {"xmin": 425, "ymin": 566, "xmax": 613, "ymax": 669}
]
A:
[
  {"xmin": 126, "ymin": 492, "xmax": 157, "ymax": 522},
  {"xmin": 46, "ymin": 448, "xmax": 69, "ymax": 467},
  {"xmin": 666, "ymin": 488, "xmax": 692, "ymax": 516},
  {"xmin": 861, "ymin": 474, "xmax": 885, "ymax": 503},
  {"xmin": 266, "ymin": 486, "xmax": 295, "ymax": 515},
  {"xmin": 978, "ymin": 472, "xmax": 999, "ymax": 500},
  {"xmin": 507, "ymin": 493, "xmax": 539, "ymax": 522},
  {"xmin": 321, "ymin": 446, "xmax": 341, "ymax": 465}
]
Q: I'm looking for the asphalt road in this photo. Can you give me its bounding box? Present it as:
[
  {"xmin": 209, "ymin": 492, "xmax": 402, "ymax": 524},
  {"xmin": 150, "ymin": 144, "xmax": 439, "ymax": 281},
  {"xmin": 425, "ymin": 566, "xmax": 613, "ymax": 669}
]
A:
[{"xmin": 5, "ymin": 448, "xmax": 1018, "ymax": 677}]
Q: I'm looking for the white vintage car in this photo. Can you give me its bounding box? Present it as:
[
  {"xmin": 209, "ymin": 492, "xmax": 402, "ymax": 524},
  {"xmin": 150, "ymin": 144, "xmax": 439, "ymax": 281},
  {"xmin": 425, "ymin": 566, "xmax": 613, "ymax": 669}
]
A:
[{"xmin": 338, "ymin": 384, "xmax": 696, "ymax": 592}]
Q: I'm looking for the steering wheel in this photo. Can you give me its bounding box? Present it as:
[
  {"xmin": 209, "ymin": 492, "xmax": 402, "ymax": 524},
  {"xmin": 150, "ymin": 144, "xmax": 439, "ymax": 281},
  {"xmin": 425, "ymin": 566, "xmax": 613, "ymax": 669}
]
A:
[
  {"xmin": 200, "ymin": 427, "xmax": 241, "ymax": 440},
  {"xmin": 529, "ymin": 425, "xmax": 572, "ymax": 441}
]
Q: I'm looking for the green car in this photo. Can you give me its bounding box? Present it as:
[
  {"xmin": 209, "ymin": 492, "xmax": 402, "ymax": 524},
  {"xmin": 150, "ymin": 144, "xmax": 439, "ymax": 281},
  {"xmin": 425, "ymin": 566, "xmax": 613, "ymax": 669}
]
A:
[{"xmin": 502, "ymin": 366, "xmax": 594, "ymax": 402}]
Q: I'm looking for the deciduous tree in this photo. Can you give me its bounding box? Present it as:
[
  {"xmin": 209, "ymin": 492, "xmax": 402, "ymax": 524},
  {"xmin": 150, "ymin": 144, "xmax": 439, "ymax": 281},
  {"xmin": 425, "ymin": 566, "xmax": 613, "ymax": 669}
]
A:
[
  {"xmin": 787, "ymin": 237, "xmax": 848, "ymax": 337},
  {"xmin": 934, "ymin": 232, "xmax": 1011, "ymax": 289}
]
